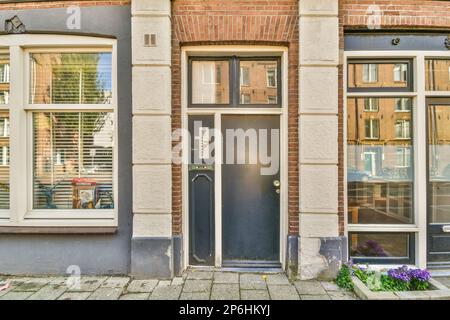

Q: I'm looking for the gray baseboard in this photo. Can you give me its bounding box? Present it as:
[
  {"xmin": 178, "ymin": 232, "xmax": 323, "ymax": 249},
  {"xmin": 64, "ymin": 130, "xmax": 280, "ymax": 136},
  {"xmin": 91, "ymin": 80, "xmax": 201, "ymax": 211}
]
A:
[{"xmin": 131, "ymin": 237, "xmax": 173, "ymax": 279}]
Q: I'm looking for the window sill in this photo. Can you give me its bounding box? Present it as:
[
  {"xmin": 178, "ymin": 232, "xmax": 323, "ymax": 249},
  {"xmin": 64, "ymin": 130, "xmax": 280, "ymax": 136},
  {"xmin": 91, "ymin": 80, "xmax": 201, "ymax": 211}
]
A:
[{"xmin": 0, "ymin": 226, "xmax": 118, "ymax": 234}]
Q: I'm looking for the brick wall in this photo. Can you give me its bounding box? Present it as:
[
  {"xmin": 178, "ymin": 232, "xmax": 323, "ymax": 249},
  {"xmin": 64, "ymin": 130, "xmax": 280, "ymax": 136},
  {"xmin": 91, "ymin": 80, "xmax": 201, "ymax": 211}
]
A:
[
  {"xmin": 343, "ymin": 0, "xmax": 450, "ymax": 29},
  {"xmin": 0, "ymin": 1, "xmax": 130, "ymax": 10},
  {"xmin": 171, "ymin": 0, "xmax": 299, "ymax": 235}
]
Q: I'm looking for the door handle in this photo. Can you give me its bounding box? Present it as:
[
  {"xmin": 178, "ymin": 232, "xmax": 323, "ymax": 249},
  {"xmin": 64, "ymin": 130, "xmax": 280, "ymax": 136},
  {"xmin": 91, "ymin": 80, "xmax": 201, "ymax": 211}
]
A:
[
  {"xmin": 443, "ymin": 226, "xmax": 450, "ymax": 233},
  {"xmin": 273, "ymin": 180, "xmax": 280, "ymax": 187}
]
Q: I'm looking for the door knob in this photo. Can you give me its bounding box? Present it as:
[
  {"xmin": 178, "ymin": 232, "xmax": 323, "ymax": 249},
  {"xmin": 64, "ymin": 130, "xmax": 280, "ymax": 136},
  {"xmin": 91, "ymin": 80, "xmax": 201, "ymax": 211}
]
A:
[{"xmin": 273, "ymin": 180, "xmax": 280, "ymax": 187}]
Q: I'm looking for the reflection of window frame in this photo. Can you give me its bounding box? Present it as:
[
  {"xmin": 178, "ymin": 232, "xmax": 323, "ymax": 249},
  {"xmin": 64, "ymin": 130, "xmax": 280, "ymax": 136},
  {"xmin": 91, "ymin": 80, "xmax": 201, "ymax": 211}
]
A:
[
  {"xmin": 364, "ymin": 98, "xmax": 379, "ymax": 112},
  {"xmin": 189, "ymin": 56, "xmax": 281, "ymax": 107},
  {"xmin": 0, "ymin": 35, "xmax": 118, "ymax": 229},
  {"xmin": 0, "ymin": 63, "xmax": 9, "ymax": 83},
  {"xmin": 393, "ymin": 63, "xmax": 408, "ymax": 82},
  {"xmin": 241, "ymin": 93, "xmax": 251, "ymax": 104},
  {"xmin": 396, "ymin": 147, "xmax": 411, "ymax": 168},
  {"xmin": 365, "ymin": 118, "xmax": 380, "ymax": 140},
  {"xmin": 240, "ymin": 66, "xmax": 250, "ymax": 86},
  {"xmin": 395, "ymin": 119, "xmax": 411, "ymax": 139},
  {"xmin": 266, "ymin": 68, "xmax": 277, "ymax": 88},
  {"xmin": 395, "ymin": 98, "xmax": 412, "ymax": 112},
  {"xmin": 362, "ymin": 63, "xmax": 378, "ymax": 83}
]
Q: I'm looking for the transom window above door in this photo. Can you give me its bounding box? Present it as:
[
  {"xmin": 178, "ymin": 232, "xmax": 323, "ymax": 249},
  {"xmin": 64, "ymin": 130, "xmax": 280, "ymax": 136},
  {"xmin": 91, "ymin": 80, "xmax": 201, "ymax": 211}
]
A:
[{"xmin": 189, "ymin": 56, "xmax": 281, "ymax": 107}]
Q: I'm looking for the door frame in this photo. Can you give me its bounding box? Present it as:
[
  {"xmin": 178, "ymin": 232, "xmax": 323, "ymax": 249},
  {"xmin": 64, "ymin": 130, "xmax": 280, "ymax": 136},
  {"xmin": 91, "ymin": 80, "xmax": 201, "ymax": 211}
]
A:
[{"xmin": 181, "ymin": 45, "xmax": 289, "ymax": 269}]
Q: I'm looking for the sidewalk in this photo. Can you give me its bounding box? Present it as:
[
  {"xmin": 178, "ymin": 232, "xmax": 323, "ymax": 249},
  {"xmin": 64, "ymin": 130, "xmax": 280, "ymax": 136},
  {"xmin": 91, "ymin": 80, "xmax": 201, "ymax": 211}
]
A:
[{"xmin": 0, "ymin": 270, "xmax": 357, "ymax": 300}]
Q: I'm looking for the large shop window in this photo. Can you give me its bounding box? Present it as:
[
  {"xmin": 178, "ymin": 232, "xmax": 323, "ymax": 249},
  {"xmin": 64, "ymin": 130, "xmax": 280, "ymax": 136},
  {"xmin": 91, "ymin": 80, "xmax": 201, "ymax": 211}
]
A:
[
  {"xmin": 347, "ymin": 60, "xmax": 414, "ymax": 264},
  {"xmin": 0, "ymin": 37, "xmax": 116, "ymax": 228},
  {"xmin": 189, "ymin": 57, "xmax": 281, "ymax": 107}
]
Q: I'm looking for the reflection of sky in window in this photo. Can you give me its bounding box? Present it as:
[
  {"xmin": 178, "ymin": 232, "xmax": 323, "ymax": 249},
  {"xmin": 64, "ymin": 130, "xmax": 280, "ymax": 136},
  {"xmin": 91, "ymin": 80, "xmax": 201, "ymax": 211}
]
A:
[{"xmin": 98, "ymin": 53, "xmax": 112, "ymax": 92}]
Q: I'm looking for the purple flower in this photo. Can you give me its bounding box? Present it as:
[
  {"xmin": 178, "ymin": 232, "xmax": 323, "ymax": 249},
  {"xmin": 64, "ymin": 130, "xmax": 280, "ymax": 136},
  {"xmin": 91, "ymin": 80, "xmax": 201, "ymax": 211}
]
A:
[
  {"xmin": 388, "ymin": 265, "xmax": 411, "ymax": 282},
  {"xmin": 408, "ymin": 268, "xmax": 431, "ymax": 282}
]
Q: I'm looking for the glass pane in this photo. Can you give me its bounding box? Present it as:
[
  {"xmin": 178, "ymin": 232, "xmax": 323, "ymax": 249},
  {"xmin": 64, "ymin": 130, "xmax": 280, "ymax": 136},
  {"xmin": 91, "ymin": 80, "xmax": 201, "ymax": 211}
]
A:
[
  {"xmin": 426, "ymin": 59, "xmax": 450, "ymax": 91},
  {"xmin": 29, "ymin": 52, "xmax": 112, "ymax": 104},
  {"xmin": 0, "ymin": 51, "xmax": 10, "ymax": 105},
  {"xmin": 428, "ymin": 104, "xmax": 450, "ymax": 223},
  {"xmin": 0, "ymin": 111, "xmax": 10, "ymax": 209},
  {"xmin": 33, "ymin": 112, "xmax": 114, "ymax": 210},
  {"xmin": 348, "ymin": 62, "xmax": 409, "ymax": 89},
  {"xmin": 240, "ymin": 60, "xmax": 278, "ymax": 104},
  {"xmin": 349, "ymin": 233, "xmax": 410, "ymax": 259},
  {"xmin": 347, "ymin": 98, "xmax": 414, "ymax": 224},
  {"xmin": 191, "ymin": 60, "xmax": 229, "ymax": 104}
]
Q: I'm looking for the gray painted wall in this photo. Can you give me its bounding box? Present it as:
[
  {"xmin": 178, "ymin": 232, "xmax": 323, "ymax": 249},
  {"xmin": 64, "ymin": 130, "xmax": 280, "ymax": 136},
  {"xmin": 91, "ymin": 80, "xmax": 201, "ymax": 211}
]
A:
[{"xmin": 0, "ymin": 5, "xmax": 132, "ymax": 275}]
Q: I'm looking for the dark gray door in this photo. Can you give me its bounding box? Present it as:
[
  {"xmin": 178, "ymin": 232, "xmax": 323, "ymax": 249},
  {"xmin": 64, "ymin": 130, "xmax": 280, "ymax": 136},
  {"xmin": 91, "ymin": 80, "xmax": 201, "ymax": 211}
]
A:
[
  {"xmin": 188, "ymin": 115, "xmax": 215, "ymax": 266},
  {"xmin": 221, "ymin": 115, "xmax": 280, "ymax": 267},
  {"xmin": 427, "ymin": 98, "xmax": 450, "ymax": 267}
]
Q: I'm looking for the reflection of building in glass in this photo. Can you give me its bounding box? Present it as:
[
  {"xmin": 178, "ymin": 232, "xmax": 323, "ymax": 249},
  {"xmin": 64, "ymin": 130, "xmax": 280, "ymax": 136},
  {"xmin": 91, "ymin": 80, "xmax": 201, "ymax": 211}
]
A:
[
  {"xmin": 347, "ymin": 97, "xmax": 413, "ymax": 225},
  {"xmin": 428, "ymin": 104, "xmax": 450, "ymax": 224},
  {"xmin": 191, "ymin": 61, "xmax": 229, "ymax": 104},
  {"xmin": 348, "ymin": 62, "xmax": 408, "ymax": 89},
  {"xmin": 426, "ymin": 59, "xmax": 450, "ymax": 91},
  {"xmin": 240, "ymin": 61, "xmax": 277, "ymax": 104},
  {"xmin": 0, "ymin": 53, "xmax": 9, "ymax": 105}
]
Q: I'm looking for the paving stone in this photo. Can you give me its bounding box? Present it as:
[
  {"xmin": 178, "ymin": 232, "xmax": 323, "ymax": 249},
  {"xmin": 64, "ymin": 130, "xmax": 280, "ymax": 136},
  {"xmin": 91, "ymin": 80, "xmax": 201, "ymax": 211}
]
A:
[
  {"xmin": 58, "ymin": 292, "xmax": 91, "ymax": 300},
  {"xmin": 183, "ymin": 279, "xmax": 212, "ymax": 293},
  {"xmin": 300, "ymin": 294, "xmax": 331, "ymax": 300},
  {"xmin": 294, "ymin": 281, "xmax": 327, "ymax": 295},
  {"xmin": 240, "ymin": 290, "xmax": 270, "ymax": 300},
  {"xmin": 268, "ymin": 285, "xmax": 300, "ymax": 300},
  {"xmin": 49, "ymin": 277, "xmax": 70, "ymax": 285},
  {"xmin": 266, "ymin": 274, "xmax": 290, "ymax": 285},
  {"xmin": 0, "ymin": 282, "xmax": 15, "ymax": 297},
  {"xmin": 119, "ymin": 293, "xmax": 150, "ymax": 300},
  {"xmin": 101, "ymin": 277, "xmax": 130, "ymax": 288},
  {"xmin": 211, "ymin": 284, "xmax": 240, "ymax": 300},
  {"xmin": 214, "ymin": 272, "xmax": 239, "ymax": 284},
  {"xmin": 0, "ymin": 291, "xmax": 34, "ymax": 300},
  {"xmin": 27, "ymin": 284, "xmax": 67, "ymax": 300},
  {"xmin": 320, "ymin": 281, "xmax": 344, "ymax": 292},
  {"xmin": 180, "ymin": 292, "xmax": 210, "ymax": 300},
  {"xmin": 171, "ymin": 277, "xmax": 184, "ymax": 286},
  {"xmin": 88, "ymin": 287, "xmax": 123, "ymax": 300},
  {"xmin": 240, "ymin": 274, "xmax": 267, "ymax": 290},
  {"xmin": 13, "ymin": 278, "xmax": 51, "ymax": 292},
  {"xmin": 149, "ymin": 285, "xmax": 182, "ymax": 300},
  {"xmin": 127, "ymin": 280, "xmax": 158, "ymax": 293},
  {"xmin": 158, "ymin": 280, "xmax": 172, "ymax": 287},
  {"xmin": 186, "ymin": 270, "xmax": 214, "ymax": 280},
  {"xmin": 67, "ymin": 276, "xmax": 108, "ymax": 292},
  {"xmin": 328, "ymin": 291, "xmax": 358, "ymax": 300}
]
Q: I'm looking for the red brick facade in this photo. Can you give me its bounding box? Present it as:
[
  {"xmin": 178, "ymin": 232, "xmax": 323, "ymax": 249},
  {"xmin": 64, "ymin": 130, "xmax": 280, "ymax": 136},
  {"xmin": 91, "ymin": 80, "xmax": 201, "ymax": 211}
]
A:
[
  {"xmin": 0, "ymin": 0, "xmax": 130, "ymax": 10},
  {"xmin": 343, "ymin": 0, "xmax": 450, "ymax": 30},
  {"xmin": 171, "ymin": 0, "xmax": 299, "ymax": 235}
]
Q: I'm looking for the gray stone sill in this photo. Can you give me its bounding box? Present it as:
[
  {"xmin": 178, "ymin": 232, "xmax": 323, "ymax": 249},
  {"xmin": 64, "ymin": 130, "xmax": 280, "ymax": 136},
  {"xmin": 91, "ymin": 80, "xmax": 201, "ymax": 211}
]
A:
[
  {"xmin": 0, "ymin": 226, "xmax": 118, "ymax": 234},
  {"xmin": 353, "ymin": 276, "xmax": 450, "ymax": 300}
]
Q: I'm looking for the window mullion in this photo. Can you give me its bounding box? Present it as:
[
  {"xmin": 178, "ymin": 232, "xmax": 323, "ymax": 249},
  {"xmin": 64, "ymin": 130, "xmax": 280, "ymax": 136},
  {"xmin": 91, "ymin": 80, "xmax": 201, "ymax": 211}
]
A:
[
  {"xmin": 415, "ymin": 53, "xmax": 428, "ymax": 269},
  {"xmin": 8, "ymin": 46, "xmax": 27, "ymax": 224}
]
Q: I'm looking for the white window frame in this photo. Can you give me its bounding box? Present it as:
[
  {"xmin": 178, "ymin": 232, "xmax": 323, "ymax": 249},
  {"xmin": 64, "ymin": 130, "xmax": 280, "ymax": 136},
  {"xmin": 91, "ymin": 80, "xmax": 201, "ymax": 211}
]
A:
[
  {"xmin": 363, "ymin": 63, "xmax": 378, "ymax": 83},
  {"xmin": 345, "ymin": 50, "xmax": 450, "ymax": 270},
  {"xmin": 266, "ymin": 67, "xmax": 277, "ymax": 88},
  {"xmin": 364, "ymin": 97, "xmax": 378, "ymax": 112},
  {"xmin": 395, "ymin": 119, "xmax": 411, "ymax": 139},
  {"xmin": 364, "ymin": 118, "xmax": 379, "ymax": 140},
  {"xmin": 0, "ymin": 34, "xmax": 118, "ymax": 228}
]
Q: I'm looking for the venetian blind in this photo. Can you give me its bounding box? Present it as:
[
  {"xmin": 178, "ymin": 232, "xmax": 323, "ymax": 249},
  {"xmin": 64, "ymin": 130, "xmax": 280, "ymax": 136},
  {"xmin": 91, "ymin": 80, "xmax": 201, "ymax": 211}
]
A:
[{"xmin": 33, "ymin": 112, "xmax": 114, "ymax": 209}]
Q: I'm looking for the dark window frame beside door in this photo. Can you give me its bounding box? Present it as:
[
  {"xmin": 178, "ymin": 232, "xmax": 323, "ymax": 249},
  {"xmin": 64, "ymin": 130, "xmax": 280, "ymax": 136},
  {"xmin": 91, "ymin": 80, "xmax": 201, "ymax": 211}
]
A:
[{"xmin": 188, "ymin": 56, "xmax": 282, "ymax": 108}]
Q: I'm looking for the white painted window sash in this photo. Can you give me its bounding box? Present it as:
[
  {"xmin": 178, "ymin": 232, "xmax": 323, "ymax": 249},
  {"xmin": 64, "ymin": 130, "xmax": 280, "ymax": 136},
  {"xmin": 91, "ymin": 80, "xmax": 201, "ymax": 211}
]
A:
[{"xmin": 0, "ymin": 35, "xmax": 118, "ymax": 228}]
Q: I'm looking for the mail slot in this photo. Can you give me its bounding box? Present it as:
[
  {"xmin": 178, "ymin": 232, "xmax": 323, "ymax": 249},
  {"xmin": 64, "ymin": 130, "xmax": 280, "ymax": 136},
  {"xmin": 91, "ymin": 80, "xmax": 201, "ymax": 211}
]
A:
[{"xmin": 442, "ymin": 225, "xmax": 450, "ymax": 233}]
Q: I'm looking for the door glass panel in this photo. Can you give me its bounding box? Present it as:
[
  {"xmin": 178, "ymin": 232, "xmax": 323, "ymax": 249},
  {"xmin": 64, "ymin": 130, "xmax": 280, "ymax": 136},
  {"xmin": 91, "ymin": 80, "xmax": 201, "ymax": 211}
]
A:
[
  {"xmin": 428, "ymin": 103, "xmax": 450, "ymax": 224},
  {"xmin": 191, "ymin": 60, "xmax": 229, "ymax": 104},
  {"xmin": 348, "ymin": 61, "xmax": 410, "ymax": 90},
  {"xmin": 239, "ymin": 60, "xmax": 278, "ymax": 105},
  {"xmin": 347, "ymin": 97, "xmax": 414, "ymax": 224},
  {"xmin": 426, "ymin": 59, "xmax": 450, "ymax": 91}
]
